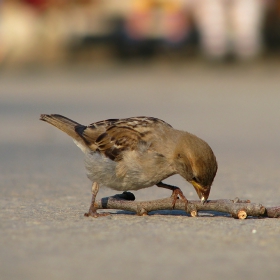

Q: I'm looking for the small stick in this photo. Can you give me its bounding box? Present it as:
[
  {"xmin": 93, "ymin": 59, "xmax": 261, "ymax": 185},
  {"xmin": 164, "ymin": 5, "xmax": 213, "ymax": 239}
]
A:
[
  {"xmin": 190, "ymin": 210, "xmax": 198, "ymax": 217},
  {"xmin": 265, "ymin": 206, "xmax": 280, "ymax": 218},
  {"xmin": 237, "ymin": 210, "xmax": 247, "ymax": 220},
  {"xmin": 93, "ymin": 193, "xmax": 279, "ymax": 219}
]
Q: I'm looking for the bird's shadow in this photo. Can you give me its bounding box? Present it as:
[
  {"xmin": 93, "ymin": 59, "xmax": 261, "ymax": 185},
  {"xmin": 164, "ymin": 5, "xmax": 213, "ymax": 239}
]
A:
[{"xmin": 113, "ymin": 209, "xmax": 231, "ymax": 217}]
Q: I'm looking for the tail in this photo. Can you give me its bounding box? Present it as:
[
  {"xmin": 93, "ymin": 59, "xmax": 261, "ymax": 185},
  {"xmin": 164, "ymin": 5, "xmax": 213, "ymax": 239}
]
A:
[{"xmin": 40, "ymin": 114, "xmax": 84, "ymax": 142}]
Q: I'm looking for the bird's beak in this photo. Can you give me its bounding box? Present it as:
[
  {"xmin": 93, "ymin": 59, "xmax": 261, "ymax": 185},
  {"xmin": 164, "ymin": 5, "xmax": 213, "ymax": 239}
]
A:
[{"xmin": 190, "ymin": 180, "xmax": 210, "ymax": 204}]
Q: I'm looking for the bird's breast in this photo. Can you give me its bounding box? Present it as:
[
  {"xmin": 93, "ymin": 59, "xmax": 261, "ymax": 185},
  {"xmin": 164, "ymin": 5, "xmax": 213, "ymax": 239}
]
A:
[{"xmin": 84, "ymin": 150, "xmax": 175, "ymax": 191}]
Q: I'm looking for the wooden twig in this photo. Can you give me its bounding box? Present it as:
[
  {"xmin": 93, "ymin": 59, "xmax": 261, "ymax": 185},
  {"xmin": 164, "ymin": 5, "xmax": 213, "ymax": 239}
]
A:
[
  {"xmin": 95, "ymin": 192, "xmax": 280, "ymax": 219},
  {"xmin": 265, "ymin": 206, "xmax": 280, "ymax": 218}
]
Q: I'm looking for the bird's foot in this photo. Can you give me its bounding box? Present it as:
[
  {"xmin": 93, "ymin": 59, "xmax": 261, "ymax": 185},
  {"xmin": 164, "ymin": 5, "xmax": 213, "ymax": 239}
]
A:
[
  {"xmin": 156, "ymin": 182, "xmax": 188, "ymax": 210},
  {"xmin": 171, "ymin": 187, "xmax": 188, "ymax": 210},
  {"xmin": 84, "ymin": 207, "xmax": 110, "ymax": 218},
  {"xmin": 84, "ymin": 181, "xmax": 110, "ymax": 217}
]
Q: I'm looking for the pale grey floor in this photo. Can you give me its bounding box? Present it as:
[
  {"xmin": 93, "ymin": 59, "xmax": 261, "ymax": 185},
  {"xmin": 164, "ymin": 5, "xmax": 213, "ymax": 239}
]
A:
[{"xmin": 1, "ymin": 61, "xmax": 280, "ymax": 280}]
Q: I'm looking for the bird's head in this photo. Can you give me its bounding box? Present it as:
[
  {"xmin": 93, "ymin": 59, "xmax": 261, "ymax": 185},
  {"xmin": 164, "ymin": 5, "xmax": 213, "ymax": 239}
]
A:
[{"xmin": 174, "ymin": 132, "xmax": 218, "ymax": 203}]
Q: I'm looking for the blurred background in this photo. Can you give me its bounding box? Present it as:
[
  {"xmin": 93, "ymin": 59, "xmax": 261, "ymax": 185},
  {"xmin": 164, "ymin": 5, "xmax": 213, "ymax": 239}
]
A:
[
  {"xmin": 1, "ymin": 0, "xmax": 280, "ymax": 203},
  {"xmin": 0, "ymin": 0, "xmax": 279, "ymax": 67}
]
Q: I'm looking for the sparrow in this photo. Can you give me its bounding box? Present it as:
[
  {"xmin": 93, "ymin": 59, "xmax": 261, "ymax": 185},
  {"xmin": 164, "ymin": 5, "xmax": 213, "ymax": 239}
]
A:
[{"xmin": 40, "ymin": 114, "xmax": 218, "ymax": 217}]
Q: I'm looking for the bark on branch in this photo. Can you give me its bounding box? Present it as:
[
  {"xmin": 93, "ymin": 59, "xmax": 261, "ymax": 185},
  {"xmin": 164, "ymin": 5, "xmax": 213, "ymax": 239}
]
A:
[{"xmin": 95, "ymin": 192, "xmax": 280, "ymax": 219}]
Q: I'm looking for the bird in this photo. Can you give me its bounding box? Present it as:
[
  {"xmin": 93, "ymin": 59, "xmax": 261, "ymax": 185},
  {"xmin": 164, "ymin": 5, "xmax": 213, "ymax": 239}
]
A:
[{"xmin": 40, "ymin": 114, "xmax": 218, "ymax": 217}]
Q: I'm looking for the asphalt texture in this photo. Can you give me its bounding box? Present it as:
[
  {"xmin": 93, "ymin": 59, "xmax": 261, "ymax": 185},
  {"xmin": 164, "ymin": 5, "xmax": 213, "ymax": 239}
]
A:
[{"xmin": 1, "ymin": 61, "xmax": 280, "ymax": 280}]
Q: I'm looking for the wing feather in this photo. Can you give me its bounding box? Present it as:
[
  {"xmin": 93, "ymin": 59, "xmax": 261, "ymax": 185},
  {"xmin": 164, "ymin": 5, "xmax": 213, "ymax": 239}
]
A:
[{"xmin": 77, "ymin": 117, "xmax": 172, "ymax": 161}]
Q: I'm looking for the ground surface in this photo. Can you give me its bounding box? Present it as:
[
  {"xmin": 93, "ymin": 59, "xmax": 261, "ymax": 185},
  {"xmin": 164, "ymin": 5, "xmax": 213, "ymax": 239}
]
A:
[{"xmin": 1, "ymin": 61, "xmax": 280, "ymax": 280}]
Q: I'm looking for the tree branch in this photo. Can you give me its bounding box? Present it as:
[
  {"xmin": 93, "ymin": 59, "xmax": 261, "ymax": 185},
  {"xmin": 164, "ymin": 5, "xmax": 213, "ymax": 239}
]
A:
[{"xmin": 95, "ymin": 192, "xmax": 280, "ymax": 219}]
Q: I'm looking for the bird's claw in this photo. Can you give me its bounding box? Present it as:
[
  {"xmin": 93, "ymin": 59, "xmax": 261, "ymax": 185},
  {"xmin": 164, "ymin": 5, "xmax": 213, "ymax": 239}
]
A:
[
  {"xmin": 84, "ymin": 208, "xmax": 110, "ymax": 218},
  {"xmin": 171, "ymin": 187, "xmax": 188, "ymax": 210}
]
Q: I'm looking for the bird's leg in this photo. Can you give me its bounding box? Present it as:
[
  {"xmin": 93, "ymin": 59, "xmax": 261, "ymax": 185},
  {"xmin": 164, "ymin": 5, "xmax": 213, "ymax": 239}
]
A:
[
  {"xmin": 156, "ymin": 182, "xmax": 188, "ymax": 210},
  {"xmin": 84, "ymin": 182, "xmax": 110, "ymax": 218}
]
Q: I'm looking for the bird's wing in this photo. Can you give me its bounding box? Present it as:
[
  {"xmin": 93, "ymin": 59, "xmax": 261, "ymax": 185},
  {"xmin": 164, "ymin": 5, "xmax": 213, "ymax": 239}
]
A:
[{"xmin": 76, "ymin": 116, "xmax": 172, "ymax": 161}]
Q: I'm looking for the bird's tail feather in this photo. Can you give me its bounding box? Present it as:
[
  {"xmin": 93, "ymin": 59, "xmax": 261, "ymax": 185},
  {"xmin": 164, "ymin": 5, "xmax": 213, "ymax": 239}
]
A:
[{"xmin": 40, "ymin": 114, "xmax": 82, "ymax": 141}]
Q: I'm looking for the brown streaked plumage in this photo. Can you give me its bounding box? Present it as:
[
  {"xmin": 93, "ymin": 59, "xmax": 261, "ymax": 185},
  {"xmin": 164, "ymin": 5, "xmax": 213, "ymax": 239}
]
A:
[{"xmin": 40, "ymin": 114, "xmax": 218, "ymax": 217}]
